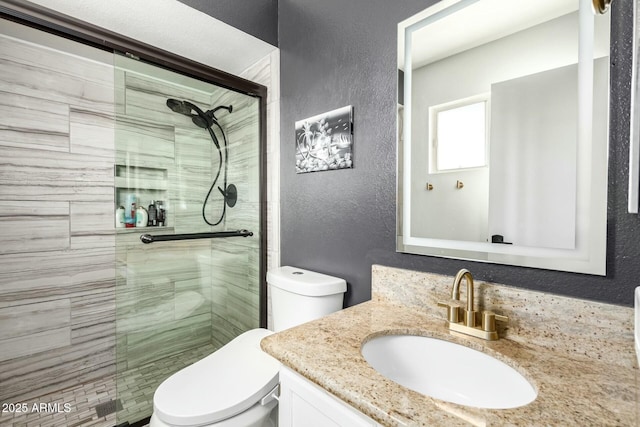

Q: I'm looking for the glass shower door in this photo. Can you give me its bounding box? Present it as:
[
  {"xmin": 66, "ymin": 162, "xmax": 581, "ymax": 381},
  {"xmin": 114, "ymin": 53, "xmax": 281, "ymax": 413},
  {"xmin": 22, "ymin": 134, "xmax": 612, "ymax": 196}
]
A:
[{"xmin": 113, "ymin": 53, "xmax": 262, "ymax": 425}]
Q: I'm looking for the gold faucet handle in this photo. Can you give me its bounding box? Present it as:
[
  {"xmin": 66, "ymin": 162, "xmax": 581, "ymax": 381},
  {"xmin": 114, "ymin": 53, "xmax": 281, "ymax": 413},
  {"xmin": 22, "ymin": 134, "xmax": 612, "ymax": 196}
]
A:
[
  {"xmin": 494, "ymin": 313, "xmax": 509, "ymax": 323},
  {"xmin": 481, "ymin": 310, "xmax": 509, "ymax": 332},
  {"xmin": 437, "ymin": 300, "xmax": 465, "ymax": 323}
]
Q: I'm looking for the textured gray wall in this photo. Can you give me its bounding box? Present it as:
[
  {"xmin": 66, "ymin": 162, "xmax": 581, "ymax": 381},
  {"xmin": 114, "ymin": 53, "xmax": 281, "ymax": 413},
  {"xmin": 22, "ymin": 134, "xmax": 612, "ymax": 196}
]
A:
[
  {"xmin": 178, "ymin": 0, "xmax": 278, "ymax": 46},
  {"xmin": 279, "ymin": 0, "xmax": 639, "ymax": 307}
]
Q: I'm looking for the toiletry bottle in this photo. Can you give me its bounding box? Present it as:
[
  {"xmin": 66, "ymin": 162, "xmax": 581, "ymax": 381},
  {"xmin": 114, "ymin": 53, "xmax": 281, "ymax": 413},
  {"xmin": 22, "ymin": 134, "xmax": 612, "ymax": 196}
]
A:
[
  {"xmin": 148, "ymin": 201, "xmax": 157, "ymax": 226},
  {"xmin": 126, "ymin": 202, "xmax": 136, "ymax": 228},
  {"xmin": 115, "ymin": 206, "xmax": 125, "ymax": 228},
  {"xmin": 156, "ymin": 200, "xmax": 165, "ymax": 226},
  {"xmin": 125, "ymin": 194, "xmax": 137, "ymax": 228},
  {"xmin": 136, "ymin": 205, "xmax": 149, "ymax": 227}
]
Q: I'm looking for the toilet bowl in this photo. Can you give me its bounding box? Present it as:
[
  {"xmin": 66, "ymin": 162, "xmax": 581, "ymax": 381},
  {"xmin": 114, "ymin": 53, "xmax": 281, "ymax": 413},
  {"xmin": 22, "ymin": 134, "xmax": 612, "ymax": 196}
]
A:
[{"xmin": 150, "ymin": 266, "xmax": 347, "ymax": 427}]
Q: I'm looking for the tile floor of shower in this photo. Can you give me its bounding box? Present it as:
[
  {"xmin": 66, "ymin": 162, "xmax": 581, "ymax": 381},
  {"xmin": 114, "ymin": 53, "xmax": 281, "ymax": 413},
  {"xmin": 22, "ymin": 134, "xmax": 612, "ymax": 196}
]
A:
[{"xmin": 0, "ymin": 344, "xmax": 215, "ymax": 427}]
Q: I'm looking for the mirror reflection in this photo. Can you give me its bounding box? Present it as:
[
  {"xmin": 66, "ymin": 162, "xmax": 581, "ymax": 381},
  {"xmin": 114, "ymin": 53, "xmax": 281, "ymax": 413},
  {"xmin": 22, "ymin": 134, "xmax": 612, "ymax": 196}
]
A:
[{"xmin": 397, "ymin": 0, "xmax": 610, "ymax": 274}]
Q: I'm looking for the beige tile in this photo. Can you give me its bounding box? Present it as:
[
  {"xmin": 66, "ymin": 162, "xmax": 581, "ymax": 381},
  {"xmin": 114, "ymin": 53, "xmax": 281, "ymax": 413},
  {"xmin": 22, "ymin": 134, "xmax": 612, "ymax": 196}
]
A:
[
  {"xmin": 240, "ymin": 53, "xmax": 271, "ymax": 88},
  {"xmin": 0, "ymin": 247, "xmax": 115, "ymax": 305},
  {"xmin": 0, "ymin": 201, "xmax": 70, "ymax": 255},
  {"xmin": 125, "ymin": 312, "xmax": 211, "ymax": 368},
  {"xmin": 114, "ymin": 115, "xmax": 175, "ymax": 168},
  {"xmin": 0, "ymin": 91, "xmax": 70, "ymax": 152},
  {"xmin": 269, "ymin": 50, "xmax": 280, "ymax": 104},
  {"xmin": 0, "ymin": 147, "xmax": 114, "ymax": 203},
  {"xmin": 70, "ymin": 201, "xmax": 116, "ymax": 250},
  {"xmin": 0, "ymin": 299, "xmax": 70, "ymax": 341},
  {"xmin": 122, "ymin": 72, "xmax": 211, "ymax": 125},
  {"xmin": 0, "ymin": 337, "xmax": 115, "ymax": 401},
  {"xmin": 0, "ymin": 327, "xmax": 70, "ymax": 363},
  {"xmin": 0, "ymin": 35, "xmax": 114, "ymax": 113},
  {"xmin": 69, "ymin": 109, "xmax": 115, "ymax": 159}
]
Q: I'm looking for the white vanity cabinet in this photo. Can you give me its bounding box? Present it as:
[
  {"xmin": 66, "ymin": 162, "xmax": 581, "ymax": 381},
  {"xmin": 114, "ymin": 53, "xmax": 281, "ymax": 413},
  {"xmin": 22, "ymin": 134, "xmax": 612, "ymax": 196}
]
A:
[{"xmin": 278, "ymin": 367, "xmax": 380, "ymax": 427}]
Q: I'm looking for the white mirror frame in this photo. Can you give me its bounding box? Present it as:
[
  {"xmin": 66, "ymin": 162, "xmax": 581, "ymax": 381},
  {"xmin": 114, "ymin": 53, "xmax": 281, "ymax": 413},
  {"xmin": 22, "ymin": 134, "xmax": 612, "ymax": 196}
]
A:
[
  {"xmin": 630, "ymin": 0, "xmax": 640, "ymax": 213},
  {"xmin": 397, "ymin": 0, "xmax": 609, "ymax": 275}
]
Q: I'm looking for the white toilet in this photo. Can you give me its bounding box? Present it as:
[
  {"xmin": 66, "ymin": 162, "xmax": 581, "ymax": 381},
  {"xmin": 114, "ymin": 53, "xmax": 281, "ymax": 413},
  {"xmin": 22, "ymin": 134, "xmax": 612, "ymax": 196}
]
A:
[{"xmin": 150, "ymin": 266, "xmax": 347, "ymax": 427}]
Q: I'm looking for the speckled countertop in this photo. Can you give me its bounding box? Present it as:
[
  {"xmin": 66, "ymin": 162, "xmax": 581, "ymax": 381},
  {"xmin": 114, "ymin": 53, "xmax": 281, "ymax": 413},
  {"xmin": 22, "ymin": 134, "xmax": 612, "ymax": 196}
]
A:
[{"xmin": 261, "ymin": 265, "xmax": 639, "ymax": 426}]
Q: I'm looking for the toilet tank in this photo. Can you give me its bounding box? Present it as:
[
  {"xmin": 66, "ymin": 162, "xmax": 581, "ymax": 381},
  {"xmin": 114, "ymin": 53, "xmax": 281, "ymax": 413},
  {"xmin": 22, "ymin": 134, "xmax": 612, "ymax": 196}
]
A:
[{"xmin": 267, "ymin": 266, "xmax": 347, "ymax": 332}]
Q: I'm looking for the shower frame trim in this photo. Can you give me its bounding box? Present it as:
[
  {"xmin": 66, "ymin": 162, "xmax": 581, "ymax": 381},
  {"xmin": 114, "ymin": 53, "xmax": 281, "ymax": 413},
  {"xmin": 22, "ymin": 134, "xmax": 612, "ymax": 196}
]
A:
[{"xmin": 0, "ymin": 0, "xmax": 269, "ymax": 328}]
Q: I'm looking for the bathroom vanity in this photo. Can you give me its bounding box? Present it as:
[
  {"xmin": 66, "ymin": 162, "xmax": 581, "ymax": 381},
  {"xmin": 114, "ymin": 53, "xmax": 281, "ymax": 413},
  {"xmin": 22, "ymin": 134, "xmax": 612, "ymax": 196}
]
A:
[
  {"xmin": 278, "ymin": 366, "xmax": 379, "ymax": 426},
  {"xmin": 261, "ymin": 265, "xmax": 638, "ymax": 426}
]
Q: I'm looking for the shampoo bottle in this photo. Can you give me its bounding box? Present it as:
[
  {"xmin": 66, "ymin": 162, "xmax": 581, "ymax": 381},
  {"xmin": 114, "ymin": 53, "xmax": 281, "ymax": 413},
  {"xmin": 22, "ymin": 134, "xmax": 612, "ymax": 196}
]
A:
[
  {"xmin": 148, "ymin": 201, "xmax": 157, "ymax": 226},
  {"xmin": 125, "ymin": 194, "xmax": 137, "ymax": 228},
  {"xmin": 136, "ymin": 205, "xmax": 149, "ymax": 227},
  {"xmin": 156, "ymin": 200, "xmax": 165, "ymax": 226},
  {"xmin": 115, "ymin": 206, "xmax": 125, "ymax": 228}
]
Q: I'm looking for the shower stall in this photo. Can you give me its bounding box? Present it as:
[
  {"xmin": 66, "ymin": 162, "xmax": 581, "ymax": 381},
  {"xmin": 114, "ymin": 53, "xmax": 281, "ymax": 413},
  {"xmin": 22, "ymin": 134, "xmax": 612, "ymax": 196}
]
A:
[
  {"xmin": 113, "ymin": 55, "xmax": 265, "ymax": 424},
  {"xmin": 0, "ymin": 3, "xmax": 268, "ymax": 426}
]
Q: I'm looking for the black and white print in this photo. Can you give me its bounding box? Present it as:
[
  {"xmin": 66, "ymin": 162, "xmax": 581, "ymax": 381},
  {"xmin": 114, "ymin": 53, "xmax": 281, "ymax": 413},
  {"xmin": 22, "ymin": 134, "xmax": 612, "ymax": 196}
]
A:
[{"xmin": 295, "ymin": 105, "xmax": 353, "ymax": 173}]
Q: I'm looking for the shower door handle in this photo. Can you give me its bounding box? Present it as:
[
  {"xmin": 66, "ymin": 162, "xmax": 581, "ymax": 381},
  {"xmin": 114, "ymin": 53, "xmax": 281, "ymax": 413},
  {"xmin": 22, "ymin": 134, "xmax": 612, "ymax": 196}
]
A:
[{"xmin": 140, "ymin": 229, "xmax": 253, "ymax": 244}]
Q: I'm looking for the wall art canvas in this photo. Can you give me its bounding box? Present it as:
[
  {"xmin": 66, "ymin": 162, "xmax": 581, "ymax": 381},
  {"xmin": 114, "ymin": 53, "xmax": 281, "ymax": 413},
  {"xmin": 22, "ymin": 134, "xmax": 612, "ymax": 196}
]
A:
[{"xmin": 295, "ymin": 105, "xmax": 353, "ymax": 173}]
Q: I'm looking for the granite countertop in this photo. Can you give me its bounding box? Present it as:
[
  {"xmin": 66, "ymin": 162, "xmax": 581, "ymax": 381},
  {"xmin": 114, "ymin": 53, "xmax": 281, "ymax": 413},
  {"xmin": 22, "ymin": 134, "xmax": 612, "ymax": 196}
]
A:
[{"xmin": 261, "ymin": 298, "xmax": 638, "ymax": 426}]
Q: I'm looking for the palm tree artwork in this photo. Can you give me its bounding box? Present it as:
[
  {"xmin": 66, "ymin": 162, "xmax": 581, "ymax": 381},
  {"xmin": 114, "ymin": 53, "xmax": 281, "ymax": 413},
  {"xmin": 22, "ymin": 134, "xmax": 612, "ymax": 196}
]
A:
[{"xmin": 295, "ymin": 105, "xmax": 353, "ymax": 173}]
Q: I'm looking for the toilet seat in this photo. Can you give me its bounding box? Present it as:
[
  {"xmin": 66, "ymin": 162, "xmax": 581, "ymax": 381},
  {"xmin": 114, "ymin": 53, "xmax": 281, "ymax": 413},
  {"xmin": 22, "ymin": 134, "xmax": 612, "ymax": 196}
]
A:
[{"xmin": 153, "ymin": 328, "xmax": 280, "ymax": 426}]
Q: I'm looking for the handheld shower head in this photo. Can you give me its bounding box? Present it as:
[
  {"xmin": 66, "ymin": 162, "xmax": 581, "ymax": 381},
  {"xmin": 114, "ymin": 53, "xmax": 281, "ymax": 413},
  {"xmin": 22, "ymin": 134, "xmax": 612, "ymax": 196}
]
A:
[
  {"xmin": 164, "ymin": 97, "xmax": 236, "ymax": 227},
  {"xmin": 166, "ymin": 99, "xmax": 233, "ymax": 127},
  {"xmin": 192, "ymin": 115, "xmax": 212, "ymax": 129},
  {"xmin": 166, "ymin": 99, "xmax": 215, "ymax": 129}
]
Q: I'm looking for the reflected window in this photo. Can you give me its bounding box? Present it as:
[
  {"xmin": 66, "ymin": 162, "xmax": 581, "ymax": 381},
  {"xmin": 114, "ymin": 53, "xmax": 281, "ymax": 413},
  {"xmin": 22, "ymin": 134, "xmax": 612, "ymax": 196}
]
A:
[{"xmin": 430, "ymin": 97, "xmax": 489, "ymax": 172}]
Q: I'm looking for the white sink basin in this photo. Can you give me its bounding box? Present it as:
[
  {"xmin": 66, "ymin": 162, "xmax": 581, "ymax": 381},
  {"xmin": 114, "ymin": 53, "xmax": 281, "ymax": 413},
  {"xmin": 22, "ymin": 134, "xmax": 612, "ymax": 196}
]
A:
[{"xmin": 361, "ymin": 335, "xmax": 537, "ymax": 409}]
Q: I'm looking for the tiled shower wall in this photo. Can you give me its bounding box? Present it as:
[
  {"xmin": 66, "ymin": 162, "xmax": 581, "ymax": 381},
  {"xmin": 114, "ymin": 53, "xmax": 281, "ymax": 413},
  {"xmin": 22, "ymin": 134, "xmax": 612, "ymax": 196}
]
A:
[
  {"xmin": 0, "ymin": 24, "xmax": 117, "ymax": 414},
  {"xmin": 240, "ymin": 49, "xmax": 281, "ymax": 329},
  {"xmin": 0, "ymin": 19, "xmax": 280, "ymax": 427},
  {"xmin": 114, "ymin": 55, "xmax": 264, "ymax": 424}
]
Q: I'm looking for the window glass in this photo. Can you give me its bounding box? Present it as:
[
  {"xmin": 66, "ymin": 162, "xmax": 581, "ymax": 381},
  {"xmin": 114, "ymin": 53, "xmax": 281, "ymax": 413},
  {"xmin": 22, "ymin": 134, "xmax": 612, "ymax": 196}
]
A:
[{"xmin": 433, "ymin": 101, "xmax": 487, "ymax": 171}]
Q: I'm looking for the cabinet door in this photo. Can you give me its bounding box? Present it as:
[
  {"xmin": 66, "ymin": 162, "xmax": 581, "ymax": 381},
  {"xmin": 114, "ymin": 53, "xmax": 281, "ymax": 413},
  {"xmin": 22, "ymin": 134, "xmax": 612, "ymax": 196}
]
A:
[{"xmin": 279, "ymin": 367, "xmax": 379, "ymax": 427}]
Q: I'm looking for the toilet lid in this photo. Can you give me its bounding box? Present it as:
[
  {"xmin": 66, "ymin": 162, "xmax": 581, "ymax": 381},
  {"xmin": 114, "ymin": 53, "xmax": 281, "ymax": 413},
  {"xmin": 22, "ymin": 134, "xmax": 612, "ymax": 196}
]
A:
[{"xmin": 153, "ymin": 328, "xmax": 281, "ymax": 426}]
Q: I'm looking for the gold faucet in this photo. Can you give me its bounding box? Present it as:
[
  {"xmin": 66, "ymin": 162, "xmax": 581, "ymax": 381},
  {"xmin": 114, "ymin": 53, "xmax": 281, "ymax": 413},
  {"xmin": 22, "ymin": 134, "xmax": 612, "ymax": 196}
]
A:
[{"xmin": 438, "ymin": 269, "xmax": 508, "ymax": 341}]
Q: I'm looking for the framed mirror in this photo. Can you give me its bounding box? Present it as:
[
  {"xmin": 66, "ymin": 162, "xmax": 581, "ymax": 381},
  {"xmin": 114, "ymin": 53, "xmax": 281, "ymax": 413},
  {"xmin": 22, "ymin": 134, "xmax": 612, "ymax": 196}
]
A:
[
  {"xmin": 630, "ymin": 0, "xmax": 640, "ymax": 213},
  {"xmin": 397, "ymin": 0, "xmax": 610, "ymax": 275}
]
